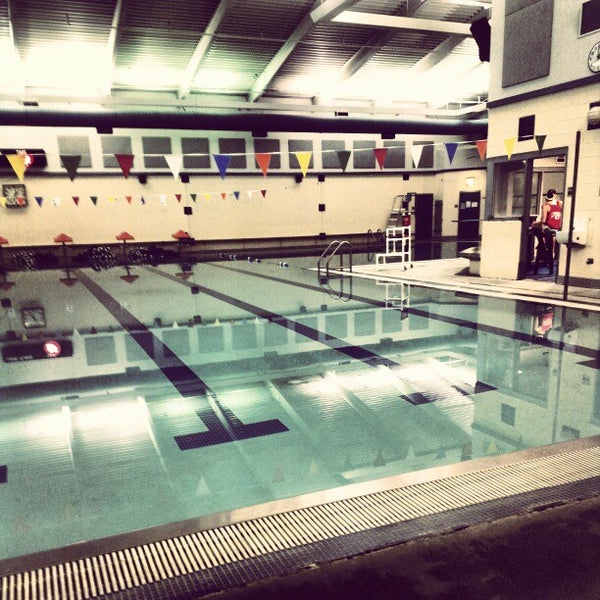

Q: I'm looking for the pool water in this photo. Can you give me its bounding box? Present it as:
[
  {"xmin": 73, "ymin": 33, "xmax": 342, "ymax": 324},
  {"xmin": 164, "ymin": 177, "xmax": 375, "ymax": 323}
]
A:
[{"xmin": 0, "ymin": 255, "xmax": 598, "ymax": 561}]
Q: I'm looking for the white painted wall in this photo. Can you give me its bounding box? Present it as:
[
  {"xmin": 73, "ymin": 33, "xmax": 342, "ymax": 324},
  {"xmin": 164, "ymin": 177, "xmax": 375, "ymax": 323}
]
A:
[{"xmin": 0, "ymin": 126, "xmax": 486, "ymax": 245}]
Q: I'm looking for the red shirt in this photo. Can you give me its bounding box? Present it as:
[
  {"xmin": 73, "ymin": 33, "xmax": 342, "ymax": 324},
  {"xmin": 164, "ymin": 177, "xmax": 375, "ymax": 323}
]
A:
[{"xmin": 544, "ymin": 199, "xmax": 562, "ymax": 229}]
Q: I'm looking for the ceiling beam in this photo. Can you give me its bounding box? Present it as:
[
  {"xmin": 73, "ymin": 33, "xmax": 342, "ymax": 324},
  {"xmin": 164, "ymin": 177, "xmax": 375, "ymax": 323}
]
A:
[
  {"xmin": 248, "ymin": 0, "xmax": 360, "ymax": 103},
  {"xmin": 178, "ymin": 0, "xmax": 234, "ymax": 99},
  {"xmin": 332, "ymin": 11, "xmax": 473, "ymax": 36},
  {"xmin": 330, "ymin": 0, "xmax": 431, "ymax": 88}
]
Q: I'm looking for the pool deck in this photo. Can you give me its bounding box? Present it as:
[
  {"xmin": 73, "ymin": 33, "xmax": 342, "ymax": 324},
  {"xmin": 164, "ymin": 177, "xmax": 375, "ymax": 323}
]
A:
[{"xmin": 343, "ymin": 257, "xmax": 600, "ymax": 310}]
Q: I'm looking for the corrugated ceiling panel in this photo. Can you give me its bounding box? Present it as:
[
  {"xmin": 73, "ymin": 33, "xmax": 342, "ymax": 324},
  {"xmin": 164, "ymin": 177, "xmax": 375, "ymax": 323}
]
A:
[
  {"xmin": 219, "ymin": 0, "xmax": 315, "ymax": 39},
  {"xmin": 11, "ymin": 0, "xmax": 117, "ymax": 50},
  {"xmin": 116, "ymin": 30, "xmax": 198, "ymax": 69},
  {"xmin": 121, "ymin": 0, "xmax": 220, "ymax": 32}
]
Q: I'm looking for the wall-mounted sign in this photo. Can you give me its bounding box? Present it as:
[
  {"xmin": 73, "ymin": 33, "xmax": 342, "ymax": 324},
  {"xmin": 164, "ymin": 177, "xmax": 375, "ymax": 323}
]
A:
[{"xmin": 2, "ymin": 339, "xmax": 73, "ymax": 362}]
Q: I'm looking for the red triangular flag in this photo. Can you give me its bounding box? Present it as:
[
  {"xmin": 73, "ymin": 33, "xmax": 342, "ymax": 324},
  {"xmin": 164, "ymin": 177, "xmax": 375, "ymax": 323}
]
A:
[
  {"xmin": 373, "ymin": 148, "xmax": 387, "ymax": 170},
  {"xmin": 476, "ymin": 140, "xmax": 487, "ymax": 161},
  {"xmin": 255, "ymin": 153, "xmax": 272, "ymax": 176},
  {"xmin": 72, "ymin": 196, "xmax": 79, "ymax": 206},
  {"xmin": 261, "ymin": 189, "xmax": 267, "ymax": 198},
  {"xmin": 175, "ymin": 194, "xmax": 182, "ymax": 203},
  {"xmin": 115, "ymin": 154, "xmax": 134, "ymax": 178}
]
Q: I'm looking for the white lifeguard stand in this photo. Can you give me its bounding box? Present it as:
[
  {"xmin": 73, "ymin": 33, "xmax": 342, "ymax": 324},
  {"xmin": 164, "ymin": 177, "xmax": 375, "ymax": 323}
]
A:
[{"xmin": 376, "ymin": 194, "xmax": 414, "ymax": 269}]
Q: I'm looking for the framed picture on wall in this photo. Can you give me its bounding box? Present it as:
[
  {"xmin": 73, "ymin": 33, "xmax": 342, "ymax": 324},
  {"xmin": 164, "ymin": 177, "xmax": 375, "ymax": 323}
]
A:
[
  {"xmin": 22, "ymin": 307, "xmax": 45, "ymax": 329},
  {"xmin": 2, "ymin": 183, "xmax": 27, "ymax": 208}
]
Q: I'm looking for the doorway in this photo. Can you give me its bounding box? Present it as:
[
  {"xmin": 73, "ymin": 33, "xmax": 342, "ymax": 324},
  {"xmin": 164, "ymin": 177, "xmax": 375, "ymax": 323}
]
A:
[{"xmin": 489, "ymin": 152, "xmax": 566, "ymax": 280}]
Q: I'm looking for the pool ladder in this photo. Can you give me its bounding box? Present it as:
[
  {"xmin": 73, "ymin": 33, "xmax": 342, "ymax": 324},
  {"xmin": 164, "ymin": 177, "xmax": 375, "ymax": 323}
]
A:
[{"xmin": 317, "ymin": 240, "xmax": 352, "ymax": 301}]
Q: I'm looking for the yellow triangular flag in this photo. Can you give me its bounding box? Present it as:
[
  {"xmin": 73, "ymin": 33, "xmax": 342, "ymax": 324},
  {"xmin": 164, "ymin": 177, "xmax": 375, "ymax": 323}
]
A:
[
  {"xmin": 504, "ymin": 138, "xmax": 516, "ymax": 160},
  {"xmin": 7, "ymin": 154, "xmax": 27, "ymax": 182},
  {"xmin": 295, "ymin": 151, "xmax": 312, "ymax": 176}
]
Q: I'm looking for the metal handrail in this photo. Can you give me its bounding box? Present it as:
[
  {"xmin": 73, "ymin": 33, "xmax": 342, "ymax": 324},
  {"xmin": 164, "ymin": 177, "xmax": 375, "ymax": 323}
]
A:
[{"xmin": 317, "ymin": 240, "xmax": 352, "ymax": 277}]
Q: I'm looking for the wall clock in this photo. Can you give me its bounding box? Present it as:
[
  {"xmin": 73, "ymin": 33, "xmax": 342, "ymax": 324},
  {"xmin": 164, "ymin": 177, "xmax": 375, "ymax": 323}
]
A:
[
  {"xmin": 22, "ymin": 307, "xmax": 45, "ymax": 329},
  {"xmin": 588, "ymin": 40, "xmax": 600, "ymax": 73}
]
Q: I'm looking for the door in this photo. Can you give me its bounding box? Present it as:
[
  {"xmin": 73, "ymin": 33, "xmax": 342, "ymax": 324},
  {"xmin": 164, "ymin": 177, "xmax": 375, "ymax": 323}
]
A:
[
  {"xmin": 413, "ymin": 193, "xmax": 434, "ymax": 260},
  {"xmin": 457, "ymin": 191, "xmax": 480, "ymax": 252}
]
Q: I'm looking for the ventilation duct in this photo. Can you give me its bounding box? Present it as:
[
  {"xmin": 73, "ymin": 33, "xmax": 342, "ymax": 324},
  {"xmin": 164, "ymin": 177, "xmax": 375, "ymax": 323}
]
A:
[{"xmin": 0, "ymin": 108, "xmax": 487, "ymax": 137}]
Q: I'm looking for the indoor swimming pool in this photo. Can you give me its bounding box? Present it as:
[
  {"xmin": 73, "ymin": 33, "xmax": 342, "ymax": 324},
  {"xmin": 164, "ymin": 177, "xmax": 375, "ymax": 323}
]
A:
[{"xmin": 0, "ymin": 255, "xmax": 599, "ymax": 563}]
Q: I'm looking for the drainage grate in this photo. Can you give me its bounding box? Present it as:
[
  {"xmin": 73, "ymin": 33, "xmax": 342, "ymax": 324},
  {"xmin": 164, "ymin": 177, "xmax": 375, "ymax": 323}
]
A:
[{"xmin": 2, "ymin": 445, "xmax": 600, "ymax": 599}]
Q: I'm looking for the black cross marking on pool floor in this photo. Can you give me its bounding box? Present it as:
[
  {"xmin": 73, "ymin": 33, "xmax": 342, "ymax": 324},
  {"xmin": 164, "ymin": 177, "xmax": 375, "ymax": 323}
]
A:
[
  {"xmin": 75, "ymin": 269, "xmax": 288, "ymax": 450},
  {"xmin": 0, "ymin": 465, "xmax": 7, "ymax": 484}
]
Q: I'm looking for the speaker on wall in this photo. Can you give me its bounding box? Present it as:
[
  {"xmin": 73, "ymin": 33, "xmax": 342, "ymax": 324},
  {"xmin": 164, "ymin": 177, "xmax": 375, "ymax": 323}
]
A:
[{"xmin": 470, "ymin": 18, "xmax": 491, "ymax": 62}]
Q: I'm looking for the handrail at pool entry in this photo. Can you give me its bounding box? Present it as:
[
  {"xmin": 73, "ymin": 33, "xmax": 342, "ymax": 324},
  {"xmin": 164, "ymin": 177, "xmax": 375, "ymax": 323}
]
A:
[{"xmin": 317, "ymin": 240, "xmax": 353, "ymax": 278}]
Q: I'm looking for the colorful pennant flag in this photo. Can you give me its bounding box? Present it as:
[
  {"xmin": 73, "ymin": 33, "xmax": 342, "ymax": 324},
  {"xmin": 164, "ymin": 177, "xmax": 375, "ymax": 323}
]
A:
[
  {"xmin": 261, "ymin": 189, "xmax": 267, "ymax": 198},
  {"xmin": 72, "ymin": 196, "xmax": 79, "ymax": 206},
  {"xmin": 165, "ymin": 154, "xmax": 183, "ymax": 179},
  {"xmin": 190, "ymin": 193, "xmax": 197, "ymax": 203},
  {"xmin": 535, "ymin": 135, "xmax": 546, "ymax": 152},
  {"xmin": 126, "ymin": 195, "xmax": 132, "ymax": 204},
  {"xmin": 35, "ymin": 196, "xmax": 43, "ymax": 207},
  {"xmin": 475, "ymin": 140, "xmax": 487, "ymax": 161},
  {"xmin": 90, "ymin": 196, "xmax": 98, "ymax": 206},
  {"xmin": 175, "ymin": 194, "xmax": 182, "ymax": 203},
  {"xmin": 255, "ymin": 153, "xmax": 272, "ymax": 176},
  {"xmin": 445, "ymin": 142, "xmax": 458, "ymax": 165},
  {"xmin": 336, "ymin": 150, "xmax": 351, "ymax": 172},
  {"xmin": 115, "ymin": 154, "xmax": 134, "ymax": 178},
  {"xmin": 504, "ymin": 138, "xmax": 515, "ymax": 160},
  {"xmin": 410, "ymin": 144, "xmax": 423, "ymax": 168},
  {"xmin": 373, "ymin": 148, "xmax": 387, "ymax": 170},
  {"xmin": 213, "ymin": 154, "xmax": 232, "ymax": 179},
  {"xmin": 233, "ymin": 191, "xmax": 240, "ymax": 200},
  {"xmin": 294, "ymin": 151, "xmax": 312, "ymax": 176},
  {"xmin": 61, "ymin": 155, "xmax": 81, "ymax": 181},
  {"xmin": 7, "ymin": 154, "xmax": 27, "ymax": 182}
]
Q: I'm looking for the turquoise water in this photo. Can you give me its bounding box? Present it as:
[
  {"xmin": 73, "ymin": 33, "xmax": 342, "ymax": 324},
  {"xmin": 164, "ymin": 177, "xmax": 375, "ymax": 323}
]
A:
[{"xmin": 0, "ymin": 256, "xmax": 598, "ymax": 560}]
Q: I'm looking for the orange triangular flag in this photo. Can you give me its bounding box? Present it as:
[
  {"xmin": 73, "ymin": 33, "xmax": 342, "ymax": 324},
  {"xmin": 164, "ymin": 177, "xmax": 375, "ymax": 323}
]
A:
[
  {"xmin": 255, "ymin": 153, "xmax": 272, "ymax": 176},
  {"xmin": 115, "ymin": 154, "xmax": 134, "ymax": 178},
  {"xmin": 126, "ymin": 195, "xmax": 132, "ymax": 204},
  {"xmin": 373, "ymin": 148, "xmax": 387, "ymax": 170},
  {"xmin": 295, "ymin": 151, "xmax": 312, "ymax": 176},
  {"xmin": 475, "ymin": 140, "xmax": 487, "ymax": 161},
  {"xmin": 7, "ymin": 154, "xmax": 27, "ymax": 182},
  {"xmin": 220, "ymin": 192, "xmax": 227, "ymax": 200}
]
